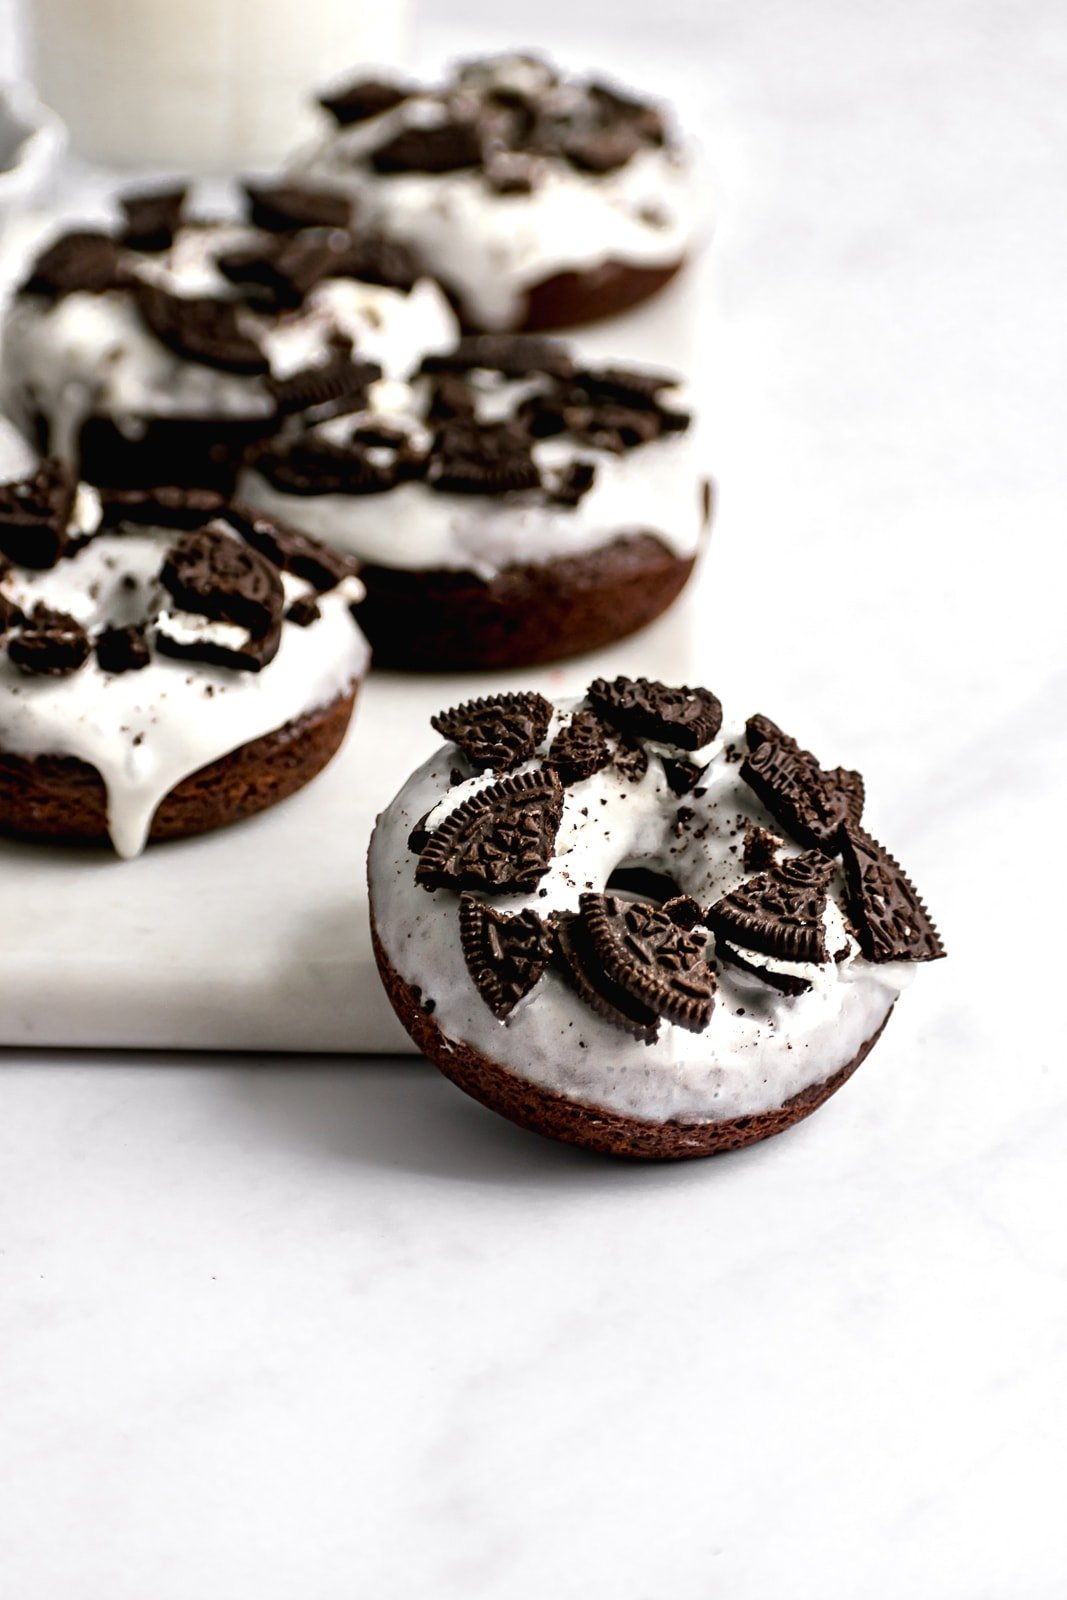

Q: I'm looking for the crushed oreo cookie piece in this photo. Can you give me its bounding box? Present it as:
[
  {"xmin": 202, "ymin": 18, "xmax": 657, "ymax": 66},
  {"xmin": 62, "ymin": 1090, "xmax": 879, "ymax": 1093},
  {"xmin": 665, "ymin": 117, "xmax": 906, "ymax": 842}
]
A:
[
  {"xmin": 741, "ymin": 728, "xmax": 857, "ymax": 849},
  {"xmin": 459, "ymin": 894, "xmax": 552, "ymax": 1018},
  {"xmin": 95, "ymin": 624, "xmax": 150, "ymax": 673},
  {"xmin": 559, "ymin": 124, "xmax": 644, "ymax": 173},
  {"xmin": 840, "ymin": 827, "xmax": 945, "ymax": 963},
  {"xmin": 428, "ymin": 373, "xmax": 477, "ymax": 423},
  {"xmin": 610, "ymin": 736, "xmax": 650, "ymax": 784},
  {"xmin": 421, "ymin": 334, "xmax": 576, "ymax": 381},
  {"xmin": 333, "ymin": 232, "xmax": 422, "ymax": 292},
  {"xmin": 20, "ymin": 231, "xmax": 127, "ymax": 298},
  {"xmin": 267, "ymin": 355, "xmax": 382, "ymax": 418},
  {"xmin": 548, "ymin": 709, "xmax": 611, "ymax": 785},
  {"xmin": 244, "ymin": 182, "xmax": 352, "ymax": 233},
  {"xmin": 581, "ymin": 892, "xmax": 716, "ymax": 1034},
  {"xmin": 0, "ymin": 460, "xmax": 77, "ymax": 569},
  {"xmin": 576, "ymin": 365, "xmax": 677, "ymax": 410},
  {"xmin": 743, "ymin": 824, "xmax": 784, "ymax": 872},
  {"xmin": 484, "ymin": 151, "xmax": 536, "ymax": 193},
  {"xmin": 155, "ymin": 616, "xmax": 281, "ymax": 674},
  {"xmin": 285, "ymin": 595, "xmax": 321, "ymax": 627},
  {"xmin": 7, "ymin": 604, "xmax": 90, "ymax": 677},
  {"xmin": 160, "ymin": 526, "xmax": 284, "ymax": 634},
  {"xmin": 100, "ymin": 485, "xmax": 227, "ymax": 530},
  {"xmin": 319, "ymin": 77, "xmax": 412, "ymax": 126},
  {"xmin": 431, "ymin": 421, "xmax": 540, "ymax": 495},
  {"xmin": 251, "ymin": 431, "xmax": 422, "ymax": 497},
  {"xmin": 135, "ymin": 283, "xmax": 269, "ymax": 375},
  {"xmin": 660, "ymin": 756, "xmax": 705, "ymax": 796},
  {"xmin": 120, "ymin": 186, "xmax": 187, "ymax": 251},
  {"xmin": 589, "ymin": 80, "xmax": 666, "ymax": 144},
  {"xmin": 706, "ymin": 851, "xmax": 836, "ymax": 965},
  {"xmin": 416, "ymin": 768, "xmax": 563, "ymax": 893},
  {"xmin": 745, "ymin": 712, "xmax": 793, "ymax": 751},
  {"xmin": 547, "ymin": 460, "xmax": 596, "ymax": 507},
  {"xmin": 232, "ymin": 509, "xmax": 361, "ymax": 593},
  {"xmin": 662, "ymin": 895, "xmax": 706, "ymax": 931},
  {"xmin": 371, "ymin": 118, "xmax": 483, "ymax": 174},
  {"xmin": 431, "ymin": 691, "xmax": 552, "ymax": 771},
  {"xmin": 587, "ymin": 676, "xmax": 723, "ymax": 752},
  {"xmin": 554, "ymin": 909, "xmax": 662, "ymax": 1044},
  {"xmin": 830, "ymin": 766, "xmax": 866, "ymax": 827}
]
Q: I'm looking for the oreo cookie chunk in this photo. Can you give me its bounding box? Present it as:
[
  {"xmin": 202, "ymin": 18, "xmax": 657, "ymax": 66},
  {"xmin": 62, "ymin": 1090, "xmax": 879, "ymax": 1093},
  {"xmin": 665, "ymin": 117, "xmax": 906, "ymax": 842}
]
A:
[
  {"xmin": 431, "ymin": 692, "xmax": 552, "ymax": 772},
  {"xmin": 421, "ymin": 334, "xmax": 576, "ymax": 381},
  {"xmin": 120, "ymin": 186, "xmax": 187, "ymax": 252},
  {"xmin": 741, "ymin": 716, "xmax": 863, "ymax": 850},
  {"xmin": 157, "ymin": 525, "xmax": 284, "ymax": 671},
  {"xmin": 6, "ymin": 604, "xmax": 91, "ymax": 677},
  {"xmin": 459, "ymin": 895, "xmax": 552, "ymax": 1018},
  {"xmin": 587, "ymin": 676, "xmax": 722, "ymax": 752},
  {"xmin": 135, "ymin": 284, "xmax": 269, "ymax": 376},
  {"xmin": 430, "ymin": 422, "xmax": 541, "ymax": 496},
  {"xmin": 0, "ymin": 460, "xmax": 78, "ymax": 569},
  {"xmin": 416, "ymin": 769, "xmax": 564, "ymax": 893},
  {"xmin": 319, "ymin": 77, "xmax": 412, "ymax": 126},
  {"xmin": 706, "ymin": 851, "xmax": 836, "ymax": 966},
  {"xmin": 840, "ymin": 827, "xmax": 945, "ymax": 963},
  {"xmin": 244, "ymin": 182, "xmax": 353, "ymax": 234},
  {"xmin": 19, "ymin": 232, "xmax": 128, "ymax": 299}
]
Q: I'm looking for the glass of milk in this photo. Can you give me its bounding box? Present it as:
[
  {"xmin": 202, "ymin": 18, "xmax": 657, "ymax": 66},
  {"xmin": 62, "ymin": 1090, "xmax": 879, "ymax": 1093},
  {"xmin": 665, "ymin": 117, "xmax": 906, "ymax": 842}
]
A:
[{"xmin": 26, "ymin": 0, "xmax": 410, "ymax": 172}]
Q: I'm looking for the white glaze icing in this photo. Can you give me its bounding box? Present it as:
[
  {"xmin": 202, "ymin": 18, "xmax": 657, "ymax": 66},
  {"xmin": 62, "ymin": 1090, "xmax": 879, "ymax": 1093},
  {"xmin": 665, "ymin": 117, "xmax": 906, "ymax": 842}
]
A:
[
  {"xmin": 367, "ymin": 702, "xmax": 912, "ymax": 1126},
  {"xmin": 238, "ymin": 372, "xmax": 707, "ymax": 577},
  {"xmin": 0, "ymin": 221, "xmax": 458, "ymax": 464},
  {"xmin": 0, "ymin": 513, "xmax": 370, "ymax": 858},
  {"xmin": 296, "ymin": 60, "xmax": 707, "ymax": 329}
]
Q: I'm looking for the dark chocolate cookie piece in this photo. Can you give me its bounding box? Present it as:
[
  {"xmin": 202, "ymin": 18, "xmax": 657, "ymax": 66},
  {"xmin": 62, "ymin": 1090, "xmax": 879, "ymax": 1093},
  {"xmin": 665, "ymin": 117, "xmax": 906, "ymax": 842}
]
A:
[
  {"xmin": 559, "ymin": 124, "xmax": 644, "ymax": 173},
  {"xmin": 100, "ymin": 485, "xmax": 228, "ymax": 530},
  {"xmin": 7, "ymin": 604, "xmax": 90, "ymax": 677},
  {"xmin": 416, "ymin": 768, "xmax": 564, "ymax": 893},
  {"xmin": 229, "ymin": 507, "xmax": 361, "ymax": 592},
  {"xmin": 547, "ymin": 709, "xmax": 611, "ymax": 785},
  {"xmin": 554, "ymin": 909, "xmax": 661, "ymax": 1044},
  {"xmin": 155, "ymin": 616, "xmax": 281, "ymax": 674},
  {"xmin": 250, "ymin": 432, "xmax": 419, "ymax": 497},
  {"xmin": 135, "ymin": 282, "xmax": 269, "ymax": 375},
  {"xmin": 160, "ymin": 526, "xmax": 284, "ymax": 634},
  {"xmin": 740, "ymin": 730, "xmax": 857, "ymax": 850},
  {"xmin": 587, "ymin": 676, "xmax": 723, "ymax": 752},
  {"xmin": 581, "ymin": 892, "xmax": 716, "ymax": 1034},
  {"xmin": 717, "ymin": 942, "xmax": 812, "ymax": 997},
  {"xmin": 575, "ymin": 365, "xmax": 679, "ymax": 410},
  {"xmin": 742, "ymin": 824, "xmax": 784, "ymax": 872},
  {"xmin": 319, "ymin": 77, "xmax": 412, "ymax": 126},
  {"xmin": 266, "ymin": 355, "xmax": 382, "ymax": 418},
  {"xmin": 706, "ymin": 851, "xmax": 836, "ymax": 965},
  {"xmin": 20, "ymin": 231, "xmax": 128, "ymax": 298},
  {"xmin": 120, "ymin": 186, "xmax": 187, "ymax": 251},
  {"xmin": 430, "ymin": 421, "xmax": 540, "ymax": 495},
  {"xmin": 589, "ymin": 80, "xmax": 666, "ymax": 144},
  {"xmin": 0, "ymin": 460, "xmax": 78, "ymax": 569},
  {"xmin": 431, "ymin": 691, "xmax": 552, "ymax": 772},
  {"xmin": 95, "ymin": 625, "xmax": 150, "ymax": 674},
  {"xmin": 333, "ymin": 232, "xmax": 422, "ymax": 292},
  {"xmin": 840, "ymin": 826, "xmax": 945, "ymax": 963},
  {"xmin": 244, "ymin": 182, "xmax": 352, "ymax": 233},
  {"xmin": 371, "ymin": 118, "xmax": 483, "ymax": 174},
  {"xmin": 421, "ymin": 334, "xmax": 575, "ymax": 380},
  {"xmin": 459, "ymin": 894, "xmax": 552, "ymax": 1018}
]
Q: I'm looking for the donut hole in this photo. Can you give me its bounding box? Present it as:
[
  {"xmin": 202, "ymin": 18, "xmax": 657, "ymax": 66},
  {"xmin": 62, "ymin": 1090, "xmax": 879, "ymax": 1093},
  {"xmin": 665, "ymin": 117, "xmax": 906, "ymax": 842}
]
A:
[{"xmin": 604, "ymin": 863, "xmax": 681, "ymax": 907}]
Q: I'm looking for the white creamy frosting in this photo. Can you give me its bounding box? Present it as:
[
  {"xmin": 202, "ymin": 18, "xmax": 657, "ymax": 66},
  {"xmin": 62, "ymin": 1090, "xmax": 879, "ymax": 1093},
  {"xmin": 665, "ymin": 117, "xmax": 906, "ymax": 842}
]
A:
[
  {"xmin": 368, "ymin": 705, "xmax": 912, "ymax": 1126},
  {"xmin": 0, "ymin": 221, "xmax": 458, "ymax": 463},
  {"xmin": 239, "ymin": 372, "xmax": 707, "ymax": 577},
  {"xmin": 0, "ymin": 522, "xmax": 370, "ymax": 857},
  {"xmin": 296, "ymin": 78, "xmax": 706, "ymax": 328}
]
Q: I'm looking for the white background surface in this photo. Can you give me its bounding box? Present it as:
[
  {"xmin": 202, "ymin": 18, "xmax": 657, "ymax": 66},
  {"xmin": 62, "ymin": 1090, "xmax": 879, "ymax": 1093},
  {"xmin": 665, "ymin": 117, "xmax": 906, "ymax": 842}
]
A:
[{"xmin": 2, "ymin": 3, "xmax": 1066, "ymax": 1596}]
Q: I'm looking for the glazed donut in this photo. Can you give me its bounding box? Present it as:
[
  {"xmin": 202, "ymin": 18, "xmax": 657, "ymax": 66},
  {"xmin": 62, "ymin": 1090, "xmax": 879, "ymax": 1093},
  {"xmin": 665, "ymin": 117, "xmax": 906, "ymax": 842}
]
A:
[
  {"xmin": 294, "ymin": 52, "xmax": 706, "ymax": 332},
  {"xmin": 239, "ymin": 333, "xmax": 709, "ymax": 671},
  {"xmin": 369, "ymin": 677, "xmax": 945, "ymax": 1159},
  {"xmin": 1, "ymin": 182, "xmax": 457, "ymax": 490},
  {"xmin": 0, "ymin": 460, "xmax": 369, "ymax": 856}
]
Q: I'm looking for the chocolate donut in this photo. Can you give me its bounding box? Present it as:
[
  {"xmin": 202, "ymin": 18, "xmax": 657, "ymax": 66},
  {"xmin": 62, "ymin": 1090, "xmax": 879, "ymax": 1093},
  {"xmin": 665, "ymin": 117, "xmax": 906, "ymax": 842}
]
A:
[
  {"xmin": 0, "ymin": 462, "xmax": 370, "ymax": 856},
  {"xmin": 368, "ymin": 679, "xmax": 945, "ymax": 1159},
  {"xmin": 238, "ymin": 334, "xmax": 710, "ymax": 670},
  {"xmin": 1, "ymin": 185, "xmax": 458, "ymax": 491},
  {"xmin": 297, "ymin": 53, "xmax": 706, "ymax": 331}
]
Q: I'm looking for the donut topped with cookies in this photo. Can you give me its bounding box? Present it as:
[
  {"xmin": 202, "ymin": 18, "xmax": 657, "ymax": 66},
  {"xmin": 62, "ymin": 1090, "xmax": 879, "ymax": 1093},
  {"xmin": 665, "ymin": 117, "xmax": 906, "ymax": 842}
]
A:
[
  {"xmin": 240, "ymin": 332, "xmax": 708, "ymax": 669},
  {"xmin": 369, "ymin": 677, "xmax": 944, "ymax": 1159},
  {"xmin": 1, "ymin": 183, "xmax": 457, "ymax": 489},
  {"xmin": 297, "ymin": 52, "xmax": 705, "ymax": 331},
  {"xmin": 0, "ymin": 461, "xmax": 370, "ymax": 857}
]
